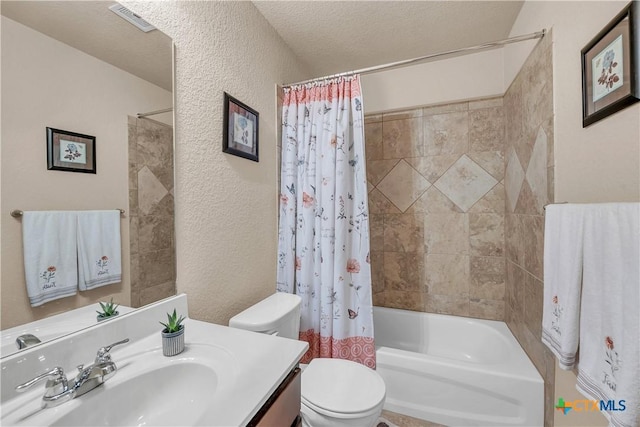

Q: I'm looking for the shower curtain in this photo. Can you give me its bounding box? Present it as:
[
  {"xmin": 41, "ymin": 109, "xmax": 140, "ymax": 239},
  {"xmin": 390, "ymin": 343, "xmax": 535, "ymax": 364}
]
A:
[{"xmin": 277, "ymin": 75, "xmax": 375, "ymax": 368}]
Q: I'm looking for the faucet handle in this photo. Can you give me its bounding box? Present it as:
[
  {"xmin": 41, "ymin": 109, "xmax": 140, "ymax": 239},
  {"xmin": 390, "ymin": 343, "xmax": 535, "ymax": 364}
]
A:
[
  {"xmin": 95, "ymin": 338, "xmax": 129, "ymax": 362},
  {"xmin": 15, "ymin": 367, "xmax": 68, "ymax": 392}
]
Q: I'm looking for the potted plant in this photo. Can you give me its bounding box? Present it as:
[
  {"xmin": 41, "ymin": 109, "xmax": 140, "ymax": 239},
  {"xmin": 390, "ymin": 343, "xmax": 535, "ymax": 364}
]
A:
[
  {"xmin": 96, "ymin": 298, "xmax": 120, "ymax": 322},
  {"xmin": 160, "ymin": 309, "xmax": 186, "ymax": 356}
]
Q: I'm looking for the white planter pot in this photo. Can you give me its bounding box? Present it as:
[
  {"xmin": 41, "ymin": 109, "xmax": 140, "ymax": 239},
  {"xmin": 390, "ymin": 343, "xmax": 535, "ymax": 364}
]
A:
[
  {"xmin": 161, "ymin": 327, "xmax": 185, "ymax": 356},
  {"xmin": 96, "ymin": 311, "xmax": 119, "ymax": 322}
]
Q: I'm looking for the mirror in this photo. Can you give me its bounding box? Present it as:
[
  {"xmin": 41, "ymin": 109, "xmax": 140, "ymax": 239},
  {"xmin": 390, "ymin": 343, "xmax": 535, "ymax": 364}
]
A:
[{"xmin": 0, "ymin": 1, "xmax": 175, "ymax": 357}]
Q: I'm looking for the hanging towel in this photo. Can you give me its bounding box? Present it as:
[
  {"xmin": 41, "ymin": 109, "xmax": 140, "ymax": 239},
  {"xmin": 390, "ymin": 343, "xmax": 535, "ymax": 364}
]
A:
[
  {"xmin": 77, "ymin": 210, "xmax": 122, "ymax": 290},
  {"xmin": 22, "ymin": 211, "xmax": 78, "ymax": 307},
  {"xmin": 575, "ymin": 203, "xmax": 639, "ymax": 427},
  {"xmin": 541, "ymin": 204, "xmax": 586, "ymax": 370}
]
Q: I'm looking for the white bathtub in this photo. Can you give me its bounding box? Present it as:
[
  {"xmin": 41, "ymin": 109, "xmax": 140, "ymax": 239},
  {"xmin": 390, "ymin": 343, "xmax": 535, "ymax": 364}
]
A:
[{"xmin": 373, "ymin": 306, "xmax": 543, "ymax": 426}]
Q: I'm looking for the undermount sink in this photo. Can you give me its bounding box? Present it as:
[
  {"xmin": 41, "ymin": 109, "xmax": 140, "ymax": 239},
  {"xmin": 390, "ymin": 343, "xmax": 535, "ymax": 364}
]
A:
[{"xmin": 51, "ymin": 361, "xmax": 218, "ymax": 426}]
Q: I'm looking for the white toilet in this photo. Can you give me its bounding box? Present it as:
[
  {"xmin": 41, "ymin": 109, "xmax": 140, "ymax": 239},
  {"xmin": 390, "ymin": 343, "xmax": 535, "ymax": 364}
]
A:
[{"xmin": 229, "ymin": 293, "xmax": 386, "ymax": 427}]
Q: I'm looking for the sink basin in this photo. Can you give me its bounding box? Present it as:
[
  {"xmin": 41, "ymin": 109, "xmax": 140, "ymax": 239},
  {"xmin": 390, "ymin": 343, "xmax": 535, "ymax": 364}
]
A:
[
  {"xmin": 1, "ymin": 298, "xmax": 308, "ymax": 427},
  {"xmin": 51, "ymin": 362, "xmax": 217, "ymax": 426},
  {"xmin": 2, "ymin": 339, "xmax": 238, "ymax": 427}
]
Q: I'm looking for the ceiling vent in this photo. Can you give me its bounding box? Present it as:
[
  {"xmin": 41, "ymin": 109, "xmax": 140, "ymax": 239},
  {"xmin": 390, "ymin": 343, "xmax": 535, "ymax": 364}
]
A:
[{"xmin": 109, "ymin": 3, "xmax": 156, "ymax": 33}]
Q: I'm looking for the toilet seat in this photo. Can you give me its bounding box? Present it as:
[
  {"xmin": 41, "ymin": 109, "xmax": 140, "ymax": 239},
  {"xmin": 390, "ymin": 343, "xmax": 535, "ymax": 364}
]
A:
[{"xmin": 301, "ymin": 358, "xmax": 386, "ymax": 419}]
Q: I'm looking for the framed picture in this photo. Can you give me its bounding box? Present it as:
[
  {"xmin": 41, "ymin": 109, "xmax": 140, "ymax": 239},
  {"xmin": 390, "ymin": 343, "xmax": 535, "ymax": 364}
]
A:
[
  {"xmin": 581, "ymin": 1, "xmax": 639, "ymax": 127},
  {"xmin": 46, "ymin": 127, "xmax": 96, "ymax": 173},
  {"xmin": 223, "ymin": 92, "xmax": 259, "ymax": 162}
]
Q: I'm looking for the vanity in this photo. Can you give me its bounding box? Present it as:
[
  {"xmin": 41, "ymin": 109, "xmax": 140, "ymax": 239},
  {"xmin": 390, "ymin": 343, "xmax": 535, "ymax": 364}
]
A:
[{"xmin": 0, "ymin": 294, "xmax": 308, "ymax": 426}]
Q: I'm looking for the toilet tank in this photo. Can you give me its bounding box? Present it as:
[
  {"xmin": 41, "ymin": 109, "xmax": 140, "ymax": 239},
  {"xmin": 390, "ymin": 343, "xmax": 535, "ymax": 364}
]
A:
[{"xmin": 229, "ymin": 293, "xmax": 301, "ymax": 340}]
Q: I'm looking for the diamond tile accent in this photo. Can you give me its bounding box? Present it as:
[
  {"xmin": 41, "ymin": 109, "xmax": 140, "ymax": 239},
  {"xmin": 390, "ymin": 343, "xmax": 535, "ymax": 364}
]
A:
[
  {"xmin": 505, "ymin": 147, "xmax": 525, "ymax": 213},
  {"xmin": 367, "ymin": 159, "xmax": 400, "ymax": 186},
  {"xmin": 138, "ymin": 165, "xmax": 169, "ymax": 215},
  {"xmin": 376, "ymin": 160, "xmax": 430, "ymax": 212},
  {"xmin": 433, "ymin": 155, "xmax": 497, "ymax": 212},
  {"xmin": 525, "ymin": 127, "xmax": 548, "ymax": 214}
]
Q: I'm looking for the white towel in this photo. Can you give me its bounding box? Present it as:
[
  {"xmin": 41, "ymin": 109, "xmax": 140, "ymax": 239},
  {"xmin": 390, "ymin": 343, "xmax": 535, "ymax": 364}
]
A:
[
  {"xmin": 77, "ymin": 210, "xmax": 122, "ymax": 290},
  {"xmin": 541, "ymin": 204, "xmax": 586, "ymax": 370},
  {"xmin": 22, "ymin": 211, "xmax": 78, "ymax": 307},
  {"xmin": 576, "ymin": 203, "xmax": 639, "ymax": 427}
]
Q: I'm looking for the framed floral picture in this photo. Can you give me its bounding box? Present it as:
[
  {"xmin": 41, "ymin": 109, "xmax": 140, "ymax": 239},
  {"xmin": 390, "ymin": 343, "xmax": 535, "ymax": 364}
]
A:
[
  {"xmin": 222, "ymin": 92, "xmax": 259, "ymax": 162},
  {"xmin": 581, "ymin": 1, "xmax": 639, "ymax": 127},
  {"xmin": 46, "ymin": 127, "xmax": 96, "ymax": 173}
]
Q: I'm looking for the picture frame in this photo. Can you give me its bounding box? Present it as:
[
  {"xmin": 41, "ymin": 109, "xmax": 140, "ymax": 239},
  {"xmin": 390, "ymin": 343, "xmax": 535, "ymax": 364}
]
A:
[
  {"xmin": 223, "ymin": 92, "xmax": 259, "ymax": 162},
  {"xmin": 581, "ymin": 1, "xmax": 639, "ymax": 127},
  {"xmin": 46, "ymin": 127, "xmax": 96, "ymax": 173}
]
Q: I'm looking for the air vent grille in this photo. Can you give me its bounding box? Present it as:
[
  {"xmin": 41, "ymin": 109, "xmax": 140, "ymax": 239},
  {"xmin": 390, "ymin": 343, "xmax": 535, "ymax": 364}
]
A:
[{"xmin": 109, "ymin": 4, "xmax": 156, "ymax": 33}]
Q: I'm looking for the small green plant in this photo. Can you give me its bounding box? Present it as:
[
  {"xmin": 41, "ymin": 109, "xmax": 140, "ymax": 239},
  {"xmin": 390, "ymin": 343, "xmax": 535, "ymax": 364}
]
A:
[
  {"xmin": 160, "ymin": 309, "xmax": 186, "ymax": 333},
  {"xmin": 97, "ymin": 298, "xmax": 119, "ymax": 318}
]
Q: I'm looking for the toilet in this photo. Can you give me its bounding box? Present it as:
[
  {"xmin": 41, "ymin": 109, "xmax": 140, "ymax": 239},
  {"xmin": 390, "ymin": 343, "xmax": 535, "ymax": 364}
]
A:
[{"xmin": 229, "ymin": 293, "xmax": 386, "ymax": 427}]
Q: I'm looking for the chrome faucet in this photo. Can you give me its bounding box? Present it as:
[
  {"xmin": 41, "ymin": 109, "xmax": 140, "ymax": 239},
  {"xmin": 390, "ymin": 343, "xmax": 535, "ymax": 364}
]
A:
[
  {"xmin": 15, "ymin": 338, "xmax": 129, "ymax": 408},
  {"xmin": 16, "ymin": 333, "xmax": 41, "ymax": 349}
]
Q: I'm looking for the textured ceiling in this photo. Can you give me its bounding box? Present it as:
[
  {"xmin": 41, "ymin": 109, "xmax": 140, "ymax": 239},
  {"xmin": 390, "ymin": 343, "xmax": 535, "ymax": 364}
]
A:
[
  {"xmin": 2, "ymin": 1, "xmax": 524, "ymax": 92},
  {"xmin": 1, "ymin": 1, "xmax": 172, "ymax": 91},
  {"xmin": 253, "ymin": 1, "xmax": 524, "ymax": 79}
]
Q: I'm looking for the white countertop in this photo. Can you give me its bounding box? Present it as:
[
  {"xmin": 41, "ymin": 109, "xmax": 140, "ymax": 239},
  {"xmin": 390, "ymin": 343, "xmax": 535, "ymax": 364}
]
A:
[{"xmin": 0, "ymin": 294, "xmax": 308, "ymax": 426}]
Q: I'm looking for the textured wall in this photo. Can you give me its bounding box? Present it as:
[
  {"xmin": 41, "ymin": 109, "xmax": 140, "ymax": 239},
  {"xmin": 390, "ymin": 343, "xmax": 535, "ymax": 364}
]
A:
[
  {"xmin": 503, "ymin": 33, "xmax": 555, "ymax": 427},
  {"xmin": 128, "ymin": 116, "xmax": 176, "ymax": 307},
  {"xmin": 361, "ymin": 49, "xmax": 505, "ymax": 114},
  {"xmin": 1, "ymin": 17, "xmax": 171, "ymax": 329},
  {"xmin": 121, "ymin": 1, "xmax": 310, "ymax": 324},
  {"xmin": 365, "ymin": 97, "xmax": 506, "ymax": 321}
]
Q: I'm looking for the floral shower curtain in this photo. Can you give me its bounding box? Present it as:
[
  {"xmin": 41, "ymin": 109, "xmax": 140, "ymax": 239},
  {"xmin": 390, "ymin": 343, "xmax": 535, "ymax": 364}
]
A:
[{"xmin": 277, "ymin": 75, "xmax": 375, "ymax": 368}]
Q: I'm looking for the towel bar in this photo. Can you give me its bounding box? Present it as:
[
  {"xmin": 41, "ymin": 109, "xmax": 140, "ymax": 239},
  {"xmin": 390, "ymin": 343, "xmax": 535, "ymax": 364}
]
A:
[{"xmin": 10, "ymin": 209, "xmax": 126, "ymax": 218}]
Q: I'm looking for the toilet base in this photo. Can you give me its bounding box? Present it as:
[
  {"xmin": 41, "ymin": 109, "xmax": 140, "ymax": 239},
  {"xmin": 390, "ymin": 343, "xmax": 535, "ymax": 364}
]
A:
[{"xmin": 300, "ymin": 401, "xmax": 383, "ymax": 427}]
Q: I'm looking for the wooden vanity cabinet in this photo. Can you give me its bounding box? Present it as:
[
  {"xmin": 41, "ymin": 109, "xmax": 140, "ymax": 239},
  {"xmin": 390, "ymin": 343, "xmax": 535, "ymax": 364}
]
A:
[{"xmin": 248, "ymin": 367, "xmax": 302, "ymax": 427}]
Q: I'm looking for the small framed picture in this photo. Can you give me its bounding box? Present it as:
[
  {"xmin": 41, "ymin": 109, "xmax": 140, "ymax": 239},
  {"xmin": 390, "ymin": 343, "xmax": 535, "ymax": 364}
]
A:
[
  {"xmin": 46, "ymin": 127, "xmax": 96, "ymax": 173},
  {"xmin": 581, "ymin": 1, "xmax": 639, "ymax": 127},
  {"xmin": 223, "ymin": 92, "xmax": 259, "ymax": 162}
]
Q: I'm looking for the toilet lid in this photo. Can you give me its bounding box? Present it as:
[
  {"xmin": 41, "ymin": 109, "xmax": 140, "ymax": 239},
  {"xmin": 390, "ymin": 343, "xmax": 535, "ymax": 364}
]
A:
[{"xmin": 301, "ymin": 358, "xmax": 385, "ymax": 415}]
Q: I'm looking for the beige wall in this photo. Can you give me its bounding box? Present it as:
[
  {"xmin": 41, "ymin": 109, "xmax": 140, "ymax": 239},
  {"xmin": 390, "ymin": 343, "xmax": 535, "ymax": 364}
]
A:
[
  {"xmin": 120, "ymin": 1, "xmax": 310, "ymax": 325},
  {"xmin": 506, "ymin": 0, "xmax": 639, "ymax": 204},
  {"xmin": 0, "ymin": 17, "xmax": 172, "ymax": 328},
  {"xmin": 505, "ymin": 2, "xmax": 640, "ymax": 426},
  {"xmin": 361, "ymin": 49, "xmax": 504, "ymax": 114}
]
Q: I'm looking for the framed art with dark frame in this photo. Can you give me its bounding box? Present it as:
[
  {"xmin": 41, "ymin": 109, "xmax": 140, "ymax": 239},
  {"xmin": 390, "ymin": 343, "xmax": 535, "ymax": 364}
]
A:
[
  {"xmin": 223, "ymin": 92, "xmax": 259, "ymax": 162},
  {"xmin": 46, "ymin": 127, "xmax": 96, "ymax": 173},
  {"xmin": 581, "ymin": 1, "xmax": 639, "ymax": 127}
]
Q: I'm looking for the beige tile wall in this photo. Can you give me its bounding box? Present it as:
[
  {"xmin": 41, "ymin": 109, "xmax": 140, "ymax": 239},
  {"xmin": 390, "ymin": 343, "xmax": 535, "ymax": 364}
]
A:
[
  {"xmin": 128, "ymin": 116, "xmax": 176, "ymax": 307},
  {"xmin": 366, "ymin": 97, "xmax": 506, "ymax": 321},
  {"xmin": 503, "ymin": 33, "xmax": 555, "ymax": 426}
]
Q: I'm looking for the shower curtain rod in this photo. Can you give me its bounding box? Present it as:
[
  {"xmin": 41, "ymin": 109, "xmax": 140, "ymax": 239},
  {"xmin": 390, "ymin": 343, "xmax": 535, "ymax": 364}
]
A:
[
  {"xmin": 137, "ymin": 107, "xmax": 173, "ymax": 118},
  {"xmin": 283, "ymin": 29, "xmax": 546, "ymax": 87}
]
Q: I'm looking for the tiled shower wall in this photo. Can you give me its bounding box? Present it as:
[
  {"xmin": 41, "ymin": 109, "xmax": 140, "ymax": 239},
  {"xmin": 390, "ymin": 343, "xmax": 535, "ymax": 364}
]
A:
[
  {"xmin": 503, "ymin": 34, "xmax": 555, "ymax": 426},
  {"xmin": 365, "ymin": 98, "xmax": 506, "ymax": 321},
  {"xmin": 128, "ymin": 116, "xmax": 176, "ymax": 307},
  {"xmin": 365, "ymin": 33, "xmax": 554, "ymax": 424}
]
